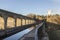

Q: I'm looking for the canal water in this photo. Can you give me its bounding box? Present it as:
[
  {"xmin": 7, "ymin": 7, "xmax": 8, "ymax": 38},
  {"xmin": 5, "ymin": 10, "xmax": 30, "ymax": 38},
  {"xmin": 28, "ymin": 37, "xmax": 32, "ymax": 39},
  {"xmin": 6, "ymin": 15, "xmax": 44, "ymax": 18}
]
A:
[{"xmin": 4, "ymin": 27, "xmax": 35, "ymax": 40}]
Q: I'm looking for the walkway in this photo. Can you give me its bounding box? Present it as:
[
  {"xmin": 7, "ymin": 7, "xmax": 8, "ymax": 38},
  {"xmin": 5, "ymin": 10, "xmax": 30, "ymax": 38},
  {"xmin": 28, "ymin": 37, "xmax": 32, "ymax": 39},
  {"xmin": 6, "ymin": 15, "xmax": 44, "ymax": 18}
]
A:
[
  {"xmin": 19, "ymin": 23, "xmax": 49, "ymax": 40},
  {"xmin": 19, "ymin": 29, "xmax": 35, "ymax": 40}
]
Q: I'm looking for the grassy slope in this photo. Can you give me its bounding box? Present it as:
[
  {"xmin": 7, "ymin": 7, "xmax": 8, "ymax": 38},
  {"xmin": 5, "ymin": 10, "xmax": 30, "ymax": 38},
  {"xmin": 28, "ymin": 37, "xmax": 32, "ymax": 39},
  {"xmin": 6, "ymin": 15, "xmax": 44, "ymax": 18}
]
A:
[
  {"xmin": 46, "ymin": 15, "xmax": 60, "ymax": 40},
  {"xmin": 47, "ymin": 15, "xmax": 60, "ymax": 25},
  {"xmin": 48, "ymin": 30, "xmax": 60, "ymax": 40}
]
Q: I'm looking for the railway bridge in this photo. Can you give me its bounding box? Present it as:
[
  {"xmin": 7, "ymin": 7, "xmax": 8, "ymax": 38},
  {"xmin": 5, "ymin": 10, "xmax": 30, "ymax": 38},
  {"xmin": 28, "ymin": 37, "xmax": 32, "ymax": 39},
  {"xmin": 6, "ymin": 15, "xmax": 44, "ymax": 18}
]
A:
[{"xmin": 0, "ymin": 9, "xmax": 48, "ymax": 40}]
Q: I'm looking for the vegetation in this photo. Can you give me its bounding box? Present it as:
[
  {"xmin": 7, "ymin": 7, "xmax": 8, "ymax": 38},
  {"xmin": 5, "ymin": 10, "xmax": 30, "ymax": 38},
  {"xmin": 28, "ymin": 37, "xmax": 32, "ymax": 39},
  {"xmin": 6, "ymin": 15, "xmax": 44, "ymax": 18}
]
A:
[
  {"xmin": 27, "ymin": 14, "xmax": 60, "ymax": 40},
  {"xmin": 46, "ymin": 14, "xmax": 60, "ymax": 40}
]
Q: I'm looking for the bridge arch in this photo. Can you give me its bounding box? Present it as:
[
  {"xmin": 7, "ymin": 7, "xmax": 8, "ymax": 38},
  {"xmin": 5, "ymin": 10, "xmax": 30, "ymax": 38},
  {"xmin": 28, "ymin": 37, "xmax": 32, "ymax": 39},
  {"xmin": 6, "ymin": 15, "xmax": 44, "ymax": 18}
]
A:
[
  {"xmin": 16, "ymin": 18, "xmax": 21, "ymax": 26},
  {"xmin": 7, "ymin": 17, "xmax": 15, "ymax": 28},
  {"xmin": 22, "ymin": 19, "xmax": 26, "ymax": 25}
]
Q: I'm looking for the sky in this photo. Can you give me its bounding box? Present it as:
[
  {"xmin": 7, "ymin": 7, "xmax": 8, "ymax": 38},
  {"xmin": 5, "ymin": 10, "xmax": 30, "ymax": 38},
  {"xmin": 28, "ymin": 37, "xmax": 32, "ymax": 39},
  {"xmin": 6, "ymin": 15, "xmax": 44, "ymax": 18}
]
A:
[{"xmin": 0, "ymin": 0, "xmax": 60, "ymax": 15}]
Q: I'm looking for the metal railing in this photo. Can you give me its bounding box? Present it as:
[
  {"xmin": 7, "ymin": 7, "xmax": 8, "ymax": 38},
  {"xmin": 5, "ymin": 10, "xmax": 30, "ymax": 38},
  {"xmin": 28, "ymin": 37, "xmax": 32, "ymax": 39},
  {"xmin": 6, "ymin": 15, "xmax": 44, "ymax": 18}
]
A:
[{"xmin": 35, "ymin": 22, "xmax": 46, "ymax": 40}]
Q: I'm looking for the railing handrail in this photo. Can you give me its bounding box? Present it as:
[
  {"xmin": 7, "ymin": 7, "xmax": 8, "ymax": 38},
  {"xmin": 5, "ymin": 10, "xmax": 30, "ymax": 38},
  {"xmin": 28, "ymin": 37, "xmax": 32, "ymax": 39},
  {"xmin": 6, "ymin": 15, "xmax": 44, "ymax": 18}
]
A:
[{"xmin": 35, "ymin": 22, "xmax": 44, "ymax": 40}]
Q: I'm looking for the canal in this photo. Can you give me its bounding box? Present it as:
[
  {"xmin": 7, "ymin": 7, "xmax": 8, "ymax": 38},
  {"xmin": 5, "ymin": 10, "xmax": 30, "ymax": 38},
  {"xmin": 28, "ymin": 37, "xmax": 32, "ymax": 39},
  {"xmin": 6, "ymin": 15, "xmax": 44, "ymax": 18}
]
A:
[{"xmin": 3, "ymin": 27, "xmax": 35, "ymax": 40}]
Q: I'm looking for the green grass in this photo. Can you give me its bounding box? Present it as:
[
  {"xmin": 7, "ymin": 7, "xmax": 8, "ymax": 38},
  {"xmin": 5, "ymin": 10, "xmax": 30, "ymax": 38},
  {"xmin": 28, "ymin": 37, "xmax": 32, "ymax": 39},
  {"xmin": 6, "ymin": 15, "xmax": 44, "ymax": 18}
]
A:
[{"xmin": 48, "ymin": 30, "xmax": 60, "ymax": 40}]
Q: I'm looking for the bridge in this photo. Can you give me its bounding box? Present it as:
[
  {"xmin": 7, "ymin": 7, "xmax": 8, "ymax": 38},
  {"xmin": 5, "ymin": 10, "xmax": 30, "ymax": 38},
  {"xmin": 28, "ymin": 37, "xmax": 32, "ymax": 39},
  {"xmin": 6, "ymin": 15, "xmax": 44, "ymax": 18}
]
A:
[{"xmin": 0, "ymin": 9, "xmax": 49, "ymax": 40}]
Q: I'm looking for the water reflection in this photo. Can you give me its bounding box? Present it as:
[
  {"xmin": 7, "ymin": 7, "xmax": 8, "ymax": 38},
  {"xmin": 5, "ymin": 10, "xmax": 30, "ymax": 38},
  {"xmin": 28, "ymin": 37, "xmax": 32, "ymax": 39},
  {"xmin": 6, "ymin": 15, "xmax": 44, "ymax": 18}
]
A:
[{"xmin": 4, "ymin": 27, "xmax": 34, "ymax": 40}]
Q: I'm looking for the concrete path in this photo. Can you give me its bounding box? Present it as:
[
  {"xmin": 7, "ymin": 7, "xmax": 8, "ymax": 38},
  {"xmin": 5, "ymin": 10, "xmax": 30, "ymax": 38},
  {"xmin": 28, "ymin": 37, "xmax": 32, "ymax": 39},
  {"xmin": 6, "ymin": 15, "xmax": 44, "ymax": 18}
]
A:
[
  {"xmin": 41, "ymin": 32, "xmax": 49, "ymax": 40},
  {"xmin": 19, "ymin": 29, "xmax": 35, "ymax": 40},
  {"xmin": 19, "ymin": 22, "xmax": 49, "ymax": 40}
]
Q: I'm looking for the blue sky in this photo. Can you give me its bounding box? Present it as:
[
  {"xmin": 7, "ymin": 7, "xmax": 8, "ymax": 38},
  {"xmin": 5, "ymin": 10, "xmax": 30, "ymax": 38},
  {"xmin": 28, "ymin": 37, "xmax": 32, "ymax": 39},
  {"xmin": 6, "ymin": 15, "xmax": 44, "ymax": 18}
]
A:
[{"xmin": 0, "ymin": 0, "xmax": 60, "ymax": 15}]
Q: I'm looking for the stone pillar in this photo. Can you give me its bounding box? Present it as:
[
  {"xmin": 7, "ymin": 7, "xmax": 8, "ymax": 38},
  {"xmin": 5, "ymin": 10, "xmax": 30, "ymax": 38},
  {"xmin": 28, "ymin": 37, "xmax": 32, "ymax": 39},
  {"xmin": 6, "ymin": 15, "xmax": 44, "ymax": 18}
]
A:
[
  {"xmin": 25, "ymin": 19, "xmax": 26, "ymax": 25},
  {"xmin": 14, "ymin": 16, "xmax": 17, "ymax": 27},
  {"xmin": 28, "ymin": 20, "xmax": 29, "ymax": 24},
  {"xmin": 21, "ymin": 18, "xmax": 22, "ymax": 26},
  {"xmin": 29, "ymin": 20, "xmax": 30, "ymax": 24},
  {"xmin": 3, "ymin": 15, "xmax": 8, "ymax": 30},
  {"xmin": 15, "ymin": 18, "xmax": 17, "ymax": 27}
]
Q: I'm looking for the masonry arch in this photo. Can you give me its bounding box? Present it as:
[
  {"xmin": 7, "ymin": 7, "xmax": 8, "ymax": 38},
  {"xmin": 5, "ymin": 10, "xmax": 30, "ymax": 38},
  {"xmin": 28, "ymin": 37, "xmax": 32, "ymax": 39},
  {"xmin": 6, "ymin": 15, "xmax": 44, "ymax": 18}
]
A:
[{"xmin": 7, "ymin": 17, "xmax": 15, "ymax": 28}]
